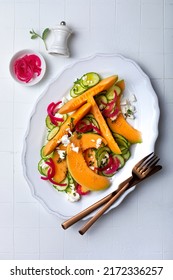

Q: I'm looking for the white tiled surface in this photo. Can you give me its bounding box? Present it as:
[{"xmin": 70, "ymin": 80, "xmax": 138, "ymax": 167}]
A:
[{"xmin": 0, "ymin": 0, "xmax": 173, "ymax": 260}]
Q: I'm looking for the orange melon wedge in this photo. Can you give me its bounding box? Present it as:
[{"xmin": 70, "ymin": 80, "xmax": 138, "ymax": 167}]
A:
[
  {"xmin": 66, "ymin": 135, "xmax": 110, "ymax": 191},
  {"xmin": 87, "ymin": 96, "xmax": 121, "ymax": 154},
  {"xmin": 52, "ymin": 150, "xmax": 67, "ymax": 183},
  {"xmin": 59, "ymin": 75, "xmax": 118, "ymax": 114},
  {"xmin": 43, "ymin": 102, "xmax": 91, "ymax": 157},
  {"xmin": 79, "ymin": 133, "xmax": 107, "ymax": 150},
  {"xmin": 107, "ymin": 113, "xmax": 142, "ymax": 144}
]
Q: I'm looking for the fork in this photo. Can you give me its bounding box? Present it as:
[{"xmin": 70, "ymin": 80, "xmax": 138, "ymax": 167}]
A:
[{"xmin": 78, "ymin": 152, "xmax": 159, "ymax": 235}]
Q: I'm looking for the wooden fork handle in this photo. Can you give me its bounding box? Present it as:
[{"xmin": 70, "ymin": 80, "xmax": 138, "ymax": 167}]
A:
[
  {"xmin": 61, "ymin": 177, "xmax": 132, "ymax": 230},
  {"xmin": 79, "ymin": 181, "xmax": 131, "ymax": 235}
]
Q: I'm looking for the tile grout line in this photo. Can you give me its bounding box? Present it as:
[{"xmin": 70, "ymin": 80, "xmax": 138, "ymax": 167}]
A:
[
  {"xmin": 12, "ymin": 0, "xmax": 16, "ymax": 260},
  {"xmin": 38, "ymin": 0, "xmax": 41, "ymax": 260},
  {"xmin": 161, "ymin": 0, "xmax": 166, "ymax": 260}
]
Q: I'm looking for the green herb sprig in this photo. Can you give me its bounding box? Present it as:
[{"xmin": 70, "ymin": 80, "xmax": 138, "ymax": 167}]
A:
[{"xmin": 30, "ymin": 28, "xmax": 50, "ymax": 50}]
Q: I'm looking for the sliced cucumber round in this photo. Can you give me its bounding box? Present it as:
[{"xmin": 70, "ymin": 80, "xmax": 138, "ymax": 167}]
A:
[
  {"xmin": 70, "ymin": 83, "xmax": 86, "ymax": 97},
  {"xmin": 95, "ymin": 94, "xmax": 108, "ymax": 110},
  {"xmin": 95, "ymin": 146, "xmax": 110, "ymax": 160},
  {"xmin": 53, "ymin": 177, "xmax": 69, "ymax": 191},
  {"xmin": 80, "ymin": 72, "xmax": 100, "ymax": 88},
  {"xmin": 38, "ymin": 159, "xmax": 49, "ymax": 176},
  {"xmin": 45, "ymin": 115, "xmax": 55, "ymax": 130},
  {"xmin": 113, "ymin": 132, "xmax": 130, "ymax": 146},
  {"xmin": 46, "ymin": 113, "xmax": 68, "ymax": 130},
  {"xmin": 47, "ymin": 126, "xmax": 60, "ymax": 141},
  {"xmin": 106, "ymin": 85, "xmax": 121, "ymax": 101},
  {"xmin": 123, "ymin": 150, "xmax": 131, "ymax": 161},
  {"xmin": 40, "ymin": 146, "xmax": 54, "ymax": 160},
  {"xmin": 114, "ymin": 154, "xmax": 125, "ymax": 168}
]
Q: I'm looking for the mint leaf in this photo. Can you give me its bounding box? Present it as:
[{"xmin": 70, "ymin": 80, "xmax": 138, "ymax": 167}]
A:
[
  {"xmin": 42, "ymin": 28, "xmax": 50, "ymax": 41},
  {"xmin": 29, "ymin": 27, "xmax": 50, "ymax": 50},
  {"xmin": 31, "ymin": 34, "xmax": 38, "ymax": 39}
]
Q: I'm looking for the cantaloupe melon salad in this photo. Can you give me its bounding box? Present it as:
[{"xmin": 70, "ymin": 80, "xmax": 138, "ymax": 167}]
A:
[{"xmin": 38, "ymin": 73, "xmax": 142, "ymax": 202}]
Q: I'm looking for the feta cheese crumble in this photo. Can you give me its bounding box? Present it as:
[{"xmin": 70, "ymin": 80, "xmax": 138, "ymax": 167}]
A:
[
  {"xmin": 120, "ymin": 94, "xmax": 137, "ymax": 119},
  {"xmin": 70, "ymin": 143, "xmax": 79, "ymax": 153},
  {"xmin": 66, "ymin": 190, "xmax": 80, "ymax": 202},
  {"xmin": 60, "ymin": 134, "xmax": 70, "ymax": 146},
  {"xmin": 57, "ymin": 149, "xmax": 66, "ymax": 159},
  {"xmin": 96, "ymin": 138, "xmax": 102, "ymax": 149}
]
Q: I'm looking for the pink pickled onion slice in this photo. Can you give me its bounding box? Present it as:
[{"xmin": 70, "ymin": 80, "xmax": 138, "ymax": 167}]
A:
[
  {"xmin": 104, "ymin": 157, "xmax": 120, "ymax": 175},
  {"xmin": 96, "ymin": 155, "xmax": 114, "ymax": 171},
  {"xmin": 90, "ymin": 123, "xmax": 101, "ymax": 134},
  {"xmin": 47, "ymin": 102, "xmax": 64, "ymax": 125},
  {"xmin": 107, "ymin": 107, "xmax": 119, "ymax": 119},
  {"xmin": 52, "ymin": 101, "xmax": 62, "ymax": 115},
  {"xmin": 14, "ymin": 58, "xmax": 33, "ymax": 83},
  {"xmin": 40, "ymin": 159, "xmax": 67, "ymax": 187},
  {"xmin": 14, "ymin": 54, "xmax": 42, "ymax": 83},
  {"xmin": 24, "ymin": 54, "xmax": 41, "ymax": 67},
  {"xmin": 76, "ymin": 184, "xmax": 90, "ymax": 195},
  {"xmin": 102, "ymin": 102, "xmax": 116, "ymax": 117},
  {"xmin": 75, "ymin": 120, "xmax": 101, "ymax": 134}
]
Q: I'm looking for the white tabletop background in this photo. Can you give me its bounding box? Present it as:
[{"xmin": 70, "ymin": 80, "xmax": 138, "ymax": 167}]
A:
[{"xmin": 0, "ymin": 0, "xmax": 173, "ymax": 260}]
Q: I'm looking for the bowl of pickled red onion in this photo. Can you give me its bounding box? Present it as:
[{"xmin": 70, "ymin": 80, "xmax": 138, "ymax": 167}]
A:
[{"xmin": 9, "ymin": 49, "xmax": 46, "ymax": 86}]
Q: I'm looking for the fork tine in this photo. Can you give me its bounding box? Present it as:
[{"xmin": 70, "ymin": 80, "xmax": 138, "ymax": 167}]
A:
[
  {"xmin": 135, "ymin": 152, "xmax": 154, "ymax": 169},
  {"xmin": 139, "ymin": 155, "xmax": 160, "ymax": 173}
]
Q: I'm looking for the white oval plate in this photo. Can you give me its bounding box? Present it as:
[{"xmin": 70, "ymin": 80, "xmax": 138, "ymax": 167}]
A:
[{"xmin": 22, "ymin": 53, "xmax": 159, "ymax": 220}]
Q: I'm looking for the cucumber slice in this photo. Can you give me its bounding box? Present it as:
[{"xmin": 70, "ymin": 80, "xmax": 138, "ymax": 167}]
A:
[
  {"xmin": 123, "ymin": 150, "xmax": 131, "ymax": 161},
  {"xmin": 101, "ymin": 170, "xmax": 115, "ymax": 177},
  {"xmin": 70, "ymin": 83, "xmax": 86, "ymax": 97},
  {"xmin": 116, "ymin": 138, "xmax": 129, "ymax": 149},
  {"xmin": 47, "ymin": 126, "xmax": 59, "ymax": 141},
  {"xmin": 114, "ymin": 154, "xmax": 125, "ymax": 168},
  {"xmin": 85, "ymin": 115, "xmax": 100, "ymax": 129},
  {"xmin": 80, "ymin": 117, "xmax": 91, "ymax": 126},
  {"xmin": 67, "ymin": 172, "xmax": 75, "ymax": 185},
  {"xmin": 106, "ymin": 85, "xmax": 121, "ymax": 101},
  {"xmin": 46, "ymin": 114, "xmax": 68, "ymax": 129},
  {"xmin": 56, "ymin": 113, "xmax": 68, "ymax": 127},
  {"xmin": 85, "ymin": 113, "xmax": 95, "ymax": 119},
  {"xmin": 120, "ymin": 147, "xmax": 129, "ymax": 155},
  {"xmin": 113, "ymin": 133, "xmax": 130, "ymax": 146},
  {"xmin": 90, "ymin": 118, "xmax": 99, "ymax": 129},
  {"xmin": 96, "ymin": 150, "xmax": 110, "ymax": 167},
  {"xmin": 53, "ymin": 177, "xmax": 69, "ymax": 191},
  {"xmin": 40, "ymin": 146, "xmax": 54, "ymax": 159},
  {"xmin": 95, "ymin": 146, "xmax": 111, "ymax": 160},
  {"xmin": 95, "ymin": 94, "xmax": 108, "ymax": 110},
  {"xmin": 80, "ymin": 72, "xmax": 100, "ymax": 88},
  {"xmin": 38, "ymin": 159, "xmax": 49, "ymax": 176},
  {"xmin": 45, "ymin": 115, "xmax": 55, "ymax": 130}
]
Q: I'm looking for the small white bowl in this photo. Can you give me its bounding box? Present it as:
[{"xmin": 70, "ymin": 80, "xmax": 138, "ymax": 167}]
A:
[{"xmin": 9, "ymin": 49, "xmax": 46, "ymax": 86}]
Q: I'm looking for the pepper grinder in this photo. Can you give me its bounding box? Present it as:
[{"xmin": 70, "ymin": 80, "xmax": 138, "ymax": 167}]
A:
[{"xmin": 48, "ymin": 21, "xmax": 72, "ymax": 57}]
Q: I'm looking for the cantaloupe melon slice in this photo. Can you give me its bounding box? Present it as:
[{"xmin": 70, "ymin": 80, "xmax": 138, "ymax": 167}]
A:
[
  {"xmin": 80, "ymin": 133, "xmax": 107, "ymax": 150},
  {"xmin": 107, "ymin": 113, "xmax": 142, "ymax": 144},
  {"xmin": 59, "ymin": 75, "xmax": 118, "ymax": 114},
  {"xmin": 66, "ymin": 135, "xmax": 110, "ymax": 191},
  {"xmin": 87, "ymin": 96, "xmax": 121, "ymax": 154},
  {"xmin": 52, "ymin": 150, "xmax": 67, "ymax": 183}
]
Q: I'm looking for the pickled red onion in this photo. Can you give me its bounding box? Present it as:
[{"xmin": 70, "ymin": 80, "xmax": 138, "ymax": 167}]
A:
[
  {"xmin": 41, "ymin": 158, "xmax": 67, "ymax": 187},
  {"xmin": 14, "ymin": 54, "xmax": 42, "ymax": 83},
  {"xmin": 103, "ymin": 157, "xmax": 120, "ymax": 175},
  {"xmin": 75, "ymin": 120, "xmax": 101, "ymax": 134},
  {"xmin": 47, "ymin": 101, "xmax": 64, "ymax": 125},
  {"xmin": 96, "ymin": 155, "xmax": 114, "ymax": 171},
  {"xmin": 76, "ymin": 184, "xmax": 90, "ymax": 195}
]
